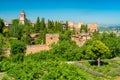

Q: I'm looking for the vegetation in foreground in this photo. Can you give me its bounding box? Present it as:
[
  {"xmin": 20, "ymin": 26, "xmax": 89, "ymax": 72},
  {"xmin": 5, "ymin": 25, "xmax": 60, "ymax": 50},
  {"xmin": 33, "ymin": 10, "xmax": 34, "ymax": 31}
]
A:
[{"xmin": 1, "ymin": 52, "xmax": 120, "ymax": 80}]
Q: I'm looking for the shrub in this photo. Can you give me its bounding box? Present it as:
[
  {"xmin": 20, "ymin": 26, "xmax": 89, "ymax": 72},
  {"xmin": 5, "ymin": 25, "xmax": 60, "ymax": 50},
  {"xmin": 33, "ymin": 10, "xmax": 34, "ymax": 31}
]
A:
[{"xmin": 10, "ymin": 41, "xmax": 26, "ymax": 56}]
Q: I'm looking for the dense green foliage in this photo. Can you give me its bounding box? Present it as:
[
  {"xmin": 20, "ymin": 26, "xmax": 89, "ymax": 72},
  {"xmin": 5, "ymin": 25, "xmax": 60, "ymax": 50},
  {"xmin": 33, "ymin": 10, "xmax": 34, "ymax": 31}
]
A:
[
  {"xmin": 80, "ymin": 24, "xmax": 88, "ymax": 33},
  {"xmin": 34, "ymin": 17, "xmax": 41, "ymax": 33},
  {"xmin": 0, "ymin": 34, "xmax": 4, "ymax": 60},
  {"xmin": 91, "ymin": 32, "xmax": 120, "ymax": 57},
  {"xmin": 0, "ymin": 34, "xmax": 10, "ymax": 61},
  {"xmin": 22, "ymin": 20, "xmax": 31, "ymax": 44},
  {"xmin": 86, "ymin": 40, "xmax": 110, "ymax": 59},
  {"xmin": 10, "ymin": 19, "xmax": 23, "ymax": 40},
  {"xmin": 10, "ymin": 41, "xmax": 26, "ymax": 56},
  {"xmin": 0, "ymin": 58, "xmax": 97, "ymax": 80},
  {"xmin": 10, "ymin": 19, "xmax": 31, "ymax": 44},
  {"xmin": 50, "ymin": 40, "xmax": 82, "ymax": 61},
  {"xmin": 1, "ymin": 50, "xmax": 120, "ymax": 80}
]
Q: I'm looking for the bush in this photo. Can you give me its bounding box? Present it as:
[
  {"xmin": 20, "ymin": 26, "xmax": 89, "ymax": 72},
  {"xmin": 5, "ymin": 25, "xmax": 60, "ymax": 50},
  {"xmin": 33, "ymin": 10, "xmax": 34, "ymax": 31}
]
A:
[
  {"xmin": 11, "ymin": 53, "xmax": 24, "ymax": 62},
  {"xmin": 1, "ymin": 60, "xmax": 95, "ymax": 80},
  {"xmin": 50, "ymin": 40, "xmax": 83, "ymax": 61},
  {"xmin": 10, "ymin": 41, "xmax": 26, "ymax": 56}
]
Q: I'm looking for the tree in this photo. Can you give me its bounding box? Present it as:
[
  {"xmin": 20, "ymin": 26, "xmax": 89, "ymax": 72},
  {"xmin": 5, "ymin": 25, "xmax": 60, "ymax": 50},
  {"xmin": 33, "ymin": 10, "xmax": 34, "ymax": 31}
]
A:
[
  {"xmin": 59, "ymin": 30, "xmax": 72, "ymax": 41},
  {"xmin": 80, "ymin": 25, "xmax": 88, "ymax": 33},
  {"xmin": 35, "ymin": 17, "xmax": 40, "ymax": 33},
  {"xmin": 0, "ymin": 18, "xmax": 4, "ymax": 33},
  {"xmin": 101, "ymin": 32, "xmax": 120, "ymax": 57},
  {"xmin": 65, "ymin": 21, "xmax": 69, "ymax": 30},
  {"xmin": 23, "ymin": 20, "xmax": 31, "ymax": 44},
  {"xmin": 0, "ymin": 34, "xmax": 4, "ymax": 60},
  {"xmin": 50, "ymin": 40, "xmax": 82, "ymax": 61},
  {"xmin": 0, "ymin": 34, "xmax": 9, "ymax": 60},
  {"xmin": 39, "ymin": 31, "xmax": 46, "ymax": 44},
  {"xmin": 3, "ymin": 28, "xmax": 9, "ymax": 37},
  {"xmin": 47, "ymin": 19, "xmax": 54, "ymax": 33},
  {"xmin": 48, "ymin": 19, "xmax": 54, "ymax": 29},
  {"xmin": 40, "ymin": 18, "xmax": 46, "ymax": 31},
  {"xmin": 91, "ymin": 32, "xmax": 120, "ymax": 58},
  {"xmin": 57, "ymin": 22, "xmax": 63, "ymax": 32},
  {"xmin": 86, "ymin": 40, "xmax": 110, "ymax": 67},
  {"xmin": 10, "ymin": 19, "xmax": 24, "ymax": 40},
  {"xmin": 54, "ymin": 21, "xmax": 58, "ymax": 32}
]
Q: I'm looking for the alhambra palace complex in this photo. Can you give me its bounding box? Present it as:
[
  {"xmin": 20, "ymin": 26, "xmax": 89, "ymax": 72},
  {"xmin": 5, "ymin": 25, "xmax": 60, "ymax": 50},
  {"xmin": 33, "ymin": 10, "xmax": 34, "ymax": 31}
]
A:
[{"xmin": 5, "ymin": 10, "xmax": 98, "ymax": 55}]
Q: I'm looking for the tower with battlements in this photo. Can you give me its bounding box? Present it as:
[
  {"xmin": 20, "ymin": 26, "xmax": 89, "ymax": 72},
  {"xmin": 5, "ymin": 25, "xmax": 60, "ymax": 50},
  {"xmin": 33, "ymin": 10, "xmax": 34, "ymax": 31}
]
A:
[
  {"xmin": 19, "ymin": 10, "xmax": 26, "ymax": 24},
  {"xmin": 87, "ymin": 23, "xmax": 98, "ymax": 33}
]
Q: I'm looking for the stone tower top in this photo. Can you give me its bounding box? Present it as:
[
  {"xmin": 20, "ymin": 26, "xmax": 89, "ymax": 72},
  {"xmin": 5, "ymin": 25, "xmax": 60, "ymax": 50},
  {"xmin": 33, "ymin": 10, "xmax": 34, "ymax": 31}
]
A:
[
  {"xmin": 19, "ymin": 10, "xmax": 26, "ymax": 24},
  {"xmin": 20, "ymin": 10, "xmax": 26, "ymax": 17}
]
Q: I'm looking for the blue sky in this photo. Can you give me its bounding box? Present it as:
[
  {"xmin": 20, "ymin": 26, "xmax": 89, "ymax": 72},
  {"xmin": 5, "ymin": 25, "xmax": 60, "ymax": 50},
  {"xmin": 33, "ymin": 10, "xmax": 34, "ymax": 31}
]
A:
[{"xmin": 0, "ymin": 0, "xmax": 120, "ymax": 25}]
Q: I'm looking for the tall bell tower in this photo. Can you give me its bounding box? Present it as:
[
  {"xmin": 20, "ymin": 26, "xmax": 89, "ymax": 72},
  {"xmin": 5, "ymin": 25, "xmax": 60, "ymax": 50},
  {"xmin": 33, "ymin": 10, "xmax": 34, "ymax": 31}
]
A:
[{"xmin": 19, "ymin": 10, "xmax": 26, "ymax": 24}]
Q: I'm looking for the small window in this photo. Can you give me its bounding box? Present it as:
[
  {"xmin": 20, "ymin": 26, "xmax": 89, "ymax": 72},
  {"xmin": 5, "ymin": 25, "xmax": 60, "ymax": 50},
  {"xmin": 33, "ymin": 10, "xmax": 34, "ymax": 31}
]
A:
[{"xmin": 50, "ymin": 37, "xmax": 53, "ymax": 40}]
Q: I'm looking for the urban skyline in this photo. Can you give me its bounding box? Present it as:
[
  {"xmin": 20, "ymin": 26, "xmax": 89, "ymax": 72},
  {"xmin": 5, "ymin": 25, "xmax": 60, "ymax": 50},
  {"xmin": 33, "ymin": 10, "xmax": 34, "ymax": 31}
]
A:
[{"xmin": 0, "ymin": 0, "xmax": 120, "ymax": 25}]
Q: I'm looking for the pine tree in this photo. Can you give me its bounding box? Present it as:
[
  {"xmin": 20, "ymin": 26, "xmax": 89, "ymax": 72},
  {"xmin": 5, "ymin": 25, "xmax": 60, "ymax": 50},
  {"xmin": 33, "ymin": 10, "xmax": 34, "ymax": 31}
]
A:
[
  {"xmin": 40, "ymin": 18, "xmax": 46, "ymax": 31},
  {"xmin": 35, "ymin": 17, "xmax": 40, "ymax": 33},
  {"xmin": 65, "ymin": 21, "xmax": 69, "ymax": 30}
]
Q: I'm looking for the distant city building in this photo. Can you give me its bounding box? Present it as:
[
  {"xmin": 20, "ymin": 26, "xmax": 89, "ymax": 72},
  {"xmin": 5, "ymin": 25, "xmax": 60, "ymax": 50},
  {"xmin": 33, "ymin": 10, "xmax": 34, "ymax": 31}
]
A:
[
  {"xmin": 4, "ymin": 21, "xmax": 11, "ymax": 28},
  {"xmin": 112, "ymin": 30, "xmax": 120, "ymax": 36},
  {"xmin": 19, "ymin": 10, "xmax": 26, "ymax": 24}
]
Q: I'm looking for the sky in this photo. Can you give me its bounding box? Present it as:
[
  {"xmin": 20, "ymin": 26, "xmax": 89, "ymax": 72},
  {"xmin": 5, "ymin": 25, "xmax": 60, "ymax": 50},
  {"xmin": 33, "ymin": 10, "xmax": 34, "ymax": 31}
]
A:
[{"xmin": 0, "ymin": 0, "xmax": 120, "ymax": 25}]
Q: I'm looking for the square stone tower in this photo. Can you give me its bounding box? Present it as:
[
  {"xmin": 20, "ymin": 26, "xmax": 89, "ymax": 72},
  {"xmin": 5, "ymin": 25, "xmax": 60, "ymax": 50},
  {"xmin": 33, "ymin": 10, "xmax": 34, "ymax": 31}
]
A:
[
  {"xmin": 87, "ymin": 23, "xmax": 98, "ymax": 33},
  {"xmin": 46, "ymin": 34, "xmax": 59, "ymax": 45},
  {"xmin": 68, "ymin": 21, "xmax": 74, "ymax": 30},
  {"xmin": 19, "ymin": 10, "xmax": 26, "ymax": 24},
  {"xmin": 78, "ymin": 21, "xmax": 83, "ymax": 28}
]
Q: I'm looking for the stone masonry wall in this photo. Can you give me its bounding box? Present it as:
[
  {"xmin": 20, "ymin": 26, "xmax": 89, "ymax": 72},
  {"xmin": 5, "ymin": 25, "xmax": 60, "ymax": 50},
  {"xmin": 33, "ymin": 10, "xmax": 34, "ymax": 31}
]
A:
[
  {"xmin": 5, "ymin": 34, "xmax": 59, "ymax": 55},
  {"xmin": 46, "ymin": 34, "xmax": 59, "ymax": 45},
  {"xmin": 26, "ymin": 44, "xmax": 49, "ymax": 55}
]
